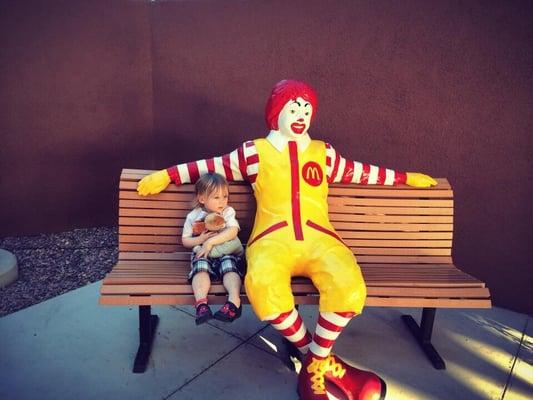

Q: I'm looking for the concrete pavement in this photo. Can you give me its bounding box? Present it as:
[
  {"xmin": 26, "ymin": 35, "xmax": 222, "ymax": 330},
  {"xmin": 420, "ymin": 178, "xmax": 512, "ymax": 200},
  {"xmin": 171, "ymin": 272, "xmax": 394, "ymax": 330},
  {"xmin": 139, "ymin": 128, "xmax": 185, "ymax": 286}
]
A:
[{"xmin": 1, "ymin": 281, "xmax": 531, "ymax": 400}]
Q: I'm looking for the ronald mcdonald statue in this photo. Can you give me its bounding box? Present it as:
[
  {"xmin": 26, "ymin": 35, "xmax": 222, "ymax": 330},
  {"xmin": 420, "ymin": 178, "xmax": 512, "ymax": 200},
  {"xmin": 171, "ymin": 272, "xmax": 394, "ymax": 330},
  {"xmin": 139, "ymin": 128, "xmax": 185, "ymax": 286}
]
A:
[{"xmin": 138, "ymin": 80, "xmax": 437, "ymax": 399}]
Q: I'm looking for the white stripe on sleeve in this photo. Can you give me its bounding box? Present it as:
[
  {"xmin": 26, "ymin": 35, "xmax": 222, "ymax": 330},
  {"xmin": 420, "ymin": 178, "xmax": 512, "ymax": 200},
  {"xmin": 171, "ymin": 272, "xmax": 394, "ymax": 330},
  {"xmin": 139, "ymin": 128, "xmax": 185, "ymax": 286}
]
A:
[
  {"xmin": 197, "ymin": 159, "xmax": 209, "ymax": 176},
  {"xmin": 213, "ymin": 156, "xmax": 225, "ymax": 176},
  {"xmin": 177, "ymin": 163, "xmax": 190, "ymax": 183},
  {"xmin": 385, "ymin": 168, "xmax": 395, "ymax": 185},
  {"xmin": 229, "ymin": 149, "xmax": 243, "ymax": 181},
  {"xmin": 352, "ymin": 161, "xmax": 363, "ymax": 184},
  {"xmin": 368, "ymin": 165, "xmax": 379, "ymax": 184},
  {"xmin": 333, "ymin": 157, "xmax": 346, "ymax": 183}
]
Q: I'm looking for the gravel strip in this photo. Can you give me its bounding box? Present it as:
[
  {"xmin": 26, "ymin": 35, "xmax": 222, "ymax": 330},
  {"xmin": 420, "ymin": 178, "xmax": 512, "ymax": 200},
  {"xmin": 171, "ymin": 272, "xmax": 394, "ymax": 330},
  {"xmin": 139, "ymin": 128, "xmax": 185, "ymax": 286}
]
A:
[{"xmin": 0, "ymin": 227, "xmax": 118, "ymax": 317}]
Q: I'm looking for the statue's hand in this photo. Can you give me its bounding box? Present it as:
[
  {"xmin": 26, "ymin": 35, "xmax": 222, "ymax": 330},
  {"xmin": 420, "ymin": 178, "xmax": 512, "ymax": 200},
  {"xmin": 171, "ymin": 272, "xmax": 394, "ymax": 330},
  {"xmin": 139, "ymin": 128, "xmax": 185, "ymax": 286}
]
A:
[
  {"xmin": 137, "ymin": 169, "xmax": 171, "ymax": 196},
  {"xmin": 405, "ymin": 172, "xmax": 437, "ymax": 188}
]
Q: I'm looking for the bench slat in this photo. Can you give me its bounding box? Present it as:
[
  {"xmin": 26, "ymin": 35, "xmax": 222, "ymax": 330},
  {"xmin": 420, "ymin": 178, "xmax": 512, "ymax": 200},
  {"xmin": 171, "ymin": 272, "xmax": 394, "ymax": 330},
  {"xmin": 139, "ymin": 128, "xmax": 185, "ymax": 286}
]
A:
[
  {"xmin": 99, "ymin": 295, "xmax": 490, "ymax": 309},
  {"xmin": 118, "ymin": 227, "xmax": 453, "ymax": 240},
  {"xmin": 120, "ymin": 190, "xmax": 454, "ymax": 208},
  {"xmin": 105, "ymin": 262, "xmax": 483, "ymax": 285},
  {"xmin": 116, "ymin": 251, "xmax": 453, "ymax": 264},
  {"xmin": 118, "ymin": 242, "xmax": 452, "ymax": 255},
  {"xmin": 118, "ymin": 235, "xmax": 452, "ymax": 248},
  {"xmin": 120, "ymin": 199, "xmax": 453, "ymax": 216},
  {"xmin": 118, "ymin": 210, "xmax": 454, "ymax": 224},
  {"xmin": 99, "ymin": 282, "xmax": 489, "ymax": 298},
  {"xmin": 119, "ymin": 217, "xmax": 453, "ymax": 232}
]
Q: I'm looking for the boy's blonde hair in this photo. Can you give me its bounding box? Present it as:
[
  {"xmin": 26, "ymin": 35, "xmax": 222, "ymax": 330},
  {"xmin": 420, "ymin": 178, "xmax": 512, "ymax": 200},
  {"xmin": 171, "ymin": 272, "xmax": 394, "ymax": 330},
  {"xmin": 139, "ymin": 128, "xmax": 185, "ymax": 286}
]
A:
[{"xmin": 192, "ymin": 172, "xmax": 229, "ymax": 209}]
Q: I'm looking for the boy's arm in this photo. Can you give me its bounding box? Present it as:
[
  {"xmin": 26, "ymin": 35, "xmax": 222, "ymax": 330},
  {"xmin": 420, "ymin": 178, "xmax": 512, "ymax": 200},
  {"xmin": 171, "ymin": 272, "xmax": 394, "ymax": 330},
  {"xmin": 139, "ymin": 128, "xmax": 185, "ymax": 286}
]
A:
[
  {"xmin": 206, "ymin": 227, "xmax": 239, "ymax": 246},
  {"xmin": 182, "ymin": 232, "xmax": 216, "ymax": 249},
  {"xmin": 195, "ymin": 227, "xmax": 239, "ymax": 259},
  {"xmin": 137, "ymin": 140, "xmax": 259, "ymax": 196},
  {"xmin": 325, "ymin": 143, "xmax": 436, "ymax": 187}
]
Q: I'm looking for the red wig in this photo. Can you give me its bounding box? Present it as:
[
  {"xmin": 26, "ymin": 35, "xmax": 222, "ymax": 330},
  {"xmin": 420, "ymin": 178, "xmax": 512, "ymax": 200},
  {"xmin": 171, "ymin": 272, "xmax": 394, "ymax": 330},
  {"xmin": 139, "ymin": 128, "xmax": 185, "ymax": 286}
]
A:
[{"xmin": 265, "ymin": 80, "xmax": 318, "ymax": 130}]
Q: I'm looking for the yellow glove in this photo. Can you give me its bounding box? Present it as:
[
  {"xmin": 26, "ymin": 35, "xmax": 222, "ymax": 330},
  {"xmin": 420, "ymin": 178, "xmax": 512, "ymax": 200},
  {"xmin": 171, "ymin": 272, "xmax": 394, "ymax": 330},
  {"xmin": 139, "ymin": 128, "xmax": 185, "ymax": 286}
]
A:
[
  {"xmin": 405, "ymin": 172, "xmax": 438, "ymax": 188},
  {"xmin": 137, "ymin": 169, "xmax": 171, "ymax": 196}
]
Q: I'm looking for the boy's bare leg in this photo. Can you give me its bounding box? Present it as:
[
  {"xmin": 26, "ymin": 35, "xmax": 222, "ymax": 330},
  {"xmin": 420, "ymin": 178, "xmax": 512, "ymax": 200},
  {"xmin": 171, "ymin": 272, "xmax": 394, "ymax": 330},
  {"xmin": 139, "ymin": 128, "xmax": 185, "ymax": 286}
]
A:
[
  {"xmin": 222, "ymin": 271, "xmax": 241, "ymax": 307},
  {"xmin": 191, "ymin": 271, "xmax": 210, "ymax": 302}
]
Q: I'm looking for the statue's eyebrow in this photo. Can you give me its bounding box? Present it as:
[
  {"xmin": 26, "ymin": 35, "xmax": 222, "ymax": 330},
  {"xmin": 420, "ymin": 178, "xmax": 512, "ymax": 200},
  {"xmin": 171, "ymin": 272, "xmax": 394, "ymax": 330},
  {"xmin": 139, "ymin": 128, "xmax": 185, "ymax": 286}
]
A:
[
  {"xmin": 292, "ymin": 100, "xmax": 301, "ymax": 106},
  {"xmin": 304, "ymin": 103, "xmax": 310, "ymax": 107}
]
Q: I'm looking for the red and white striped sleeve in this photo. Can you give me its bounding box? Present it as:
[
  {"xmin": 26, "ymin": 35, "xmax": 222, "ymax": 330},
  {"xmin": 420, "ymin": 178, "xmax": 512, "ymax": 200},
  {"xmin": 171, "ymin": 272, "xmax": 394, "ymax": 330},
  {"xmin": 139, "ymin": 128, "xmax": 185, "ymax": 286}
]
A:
[
  {"xmin": 325, "ymin": 143, "xmax": 406, "ymax": 185},
  {"xmin": 166, "ymin": 140, "xmax": 259, "ymax": 185}
]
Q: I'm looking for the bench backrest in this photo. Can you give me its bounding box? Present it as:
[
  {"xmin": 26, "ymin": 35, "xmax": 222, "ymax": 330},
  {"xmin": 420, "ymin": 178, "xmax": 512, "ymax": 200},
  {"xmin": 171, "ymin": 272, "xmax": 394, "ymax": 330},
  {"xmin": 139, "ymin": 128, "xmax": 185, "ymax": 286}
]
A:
[{"xmin": 119, "ymin": 169, "xmax": 454, "ymax": 265}]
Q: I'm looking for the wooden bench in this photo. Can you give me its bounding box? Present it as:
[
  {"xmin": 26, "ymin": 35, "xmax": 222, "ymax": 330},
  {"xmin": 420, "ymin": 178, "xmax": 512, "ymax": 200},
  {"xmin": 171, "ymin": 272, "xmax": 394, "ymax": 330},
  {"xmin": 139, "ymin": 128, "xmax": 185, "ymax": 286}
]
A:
[{"xmin": 99, "ymin": 168, "xmax": 491, "ymax": 373}]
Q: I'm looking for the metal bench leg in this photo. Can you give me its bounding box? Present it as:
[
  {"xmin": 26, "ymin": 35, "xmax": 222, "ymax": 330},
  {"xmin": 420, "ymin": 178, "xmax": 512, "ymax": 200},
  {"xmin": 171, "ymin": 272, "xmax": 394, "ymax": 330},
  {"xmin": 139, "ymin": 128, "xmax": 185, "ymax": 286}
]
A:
[
  {"xmin": 133, "ymin": 305, "xmax": 159, "ymax": 373},
  {"xmin": 401, "ymin": 308, "xmax": 446, "ymax": 370}
]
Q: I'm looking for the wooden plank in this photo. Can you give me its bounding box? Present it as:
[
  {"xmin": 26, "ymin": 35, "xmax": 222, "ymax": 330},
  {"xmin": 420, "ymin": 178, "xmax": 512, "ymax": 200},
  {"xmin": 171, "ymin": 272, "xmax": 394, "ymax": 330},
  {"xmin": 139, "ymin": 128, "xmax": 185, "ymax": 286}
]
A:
[
  {"xmin": 100, "ymin": 294, "xmax": 491, "ymax": 308},
  {"xmin": 120, "ymin": 235, "xmax": 179, "ymax": 244},
  {"xmin": 120, "ymin": 180, "xmax": 253, "ymax": 194},
  {"xmin": 123, "ymin": 189, "xmax": 454, "ymax": 207},
  {"xmin": 328, "ymin": 206, "xmax": 453, "ymax": 215},
  {"xmin": 100, "ymin": 282, "xmax": 488, "ymax": 298},
  {"xmin": 331, "ymin": 222, "xmax": 453, "ymax": 231},
  {"xmin": 119, "ymin": 226, "xmax": 182, "ymax": 235},
  {"xmin": 329, "ymin": 214, "xmax": 453, "ymax": 223},
  {"xmin": 119, "ymin": 252, "xmax": 191, "ymax": 261},
  {"xmin": 119, "ymin": 199, "xmax": 256, "ymax": 211},
  {"xmin": 119, "ymin": 208, "xmax": 256, "ymax": 220},
  {"xmin": 328, "ymin": 197, "xmax": 453, "ymax": 207},
  {"xmin": 119, "ymin": 243, "xmax": 180, "ymax": 252},
  {"xmin": 119, "ymin": 217, "xmax": 453, "ymax": 229},
  {"xmin": 119, "ymin": 217, "xmax": 181, "ymax": 227},
  {"xmin": 116, "ymin": 251, "xmax": 455, "ymax": 264},
  {"xmin": 344, "ymin": 239, "xmax": 451, "ymax": 248},
  {"xmin": 119, "ymin": 208, "xmax": 451, "ymax": 224},
  {"xmin": 356, "ymin": 255, "xmax": 453, "ymax": 263},
  {"xmin": 337, "ymin": 231, "xmax": 453, "ymax": 240},
  {"xmin": 119, "ymin": 191, "xmax": 253, "ymax": 202},
  {"xmin": 349, "ymin": 248, "xmax": 451, "ymax": 256},
  {"xmin": 100, "ymin": 280, "xmax": 488, "ymax": 299},
  {"xmin": 327, "ymin": 188, "xmax": 453, "ymax": 198},
  {"xmin": 328, "ymin": 179, "xmax": 450, "ymax": 190}
]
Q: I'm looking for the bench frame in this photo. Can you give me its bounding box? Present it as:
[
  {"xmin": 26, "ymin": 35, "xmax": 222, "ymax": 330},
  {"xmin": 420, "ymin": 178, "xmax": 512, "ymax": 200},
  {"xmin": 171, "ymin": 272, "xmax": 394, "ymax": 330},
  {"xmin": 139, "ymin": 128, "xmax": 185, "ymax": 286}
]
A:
[{"xmin": 100, "ymin": 169, "xmax": 491, "ymax": 373}]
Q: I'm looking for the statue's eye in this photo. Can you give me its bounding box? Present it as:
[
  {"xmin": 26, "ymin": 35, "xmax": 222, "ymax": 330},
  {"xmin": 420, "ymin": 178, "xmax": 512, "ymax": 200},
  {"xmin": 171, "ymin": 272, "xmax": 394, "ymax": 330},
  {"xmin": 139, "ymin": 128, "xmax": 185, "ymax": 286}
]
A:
[
  {"xmin": 305, "ymin": 112, "xmax": 309, "ymax": 116},
  {"xmin": 290, "ymin": 110, "xmax": 295, "ymax": 114}
]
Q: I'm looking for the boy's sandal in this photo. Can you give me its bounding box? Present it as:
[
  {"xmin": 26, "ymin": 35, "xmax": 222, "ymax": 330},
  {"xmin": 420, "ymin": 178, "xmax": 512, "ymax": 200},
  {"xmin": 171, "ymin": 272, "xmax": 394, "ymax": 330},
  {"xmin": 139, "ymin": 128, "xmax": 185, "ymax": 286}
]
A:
[
  {"xmin": 195, "ymin": 303, "xmax": 213, "ymax": 325},
  {"xmin": 214, "ymin": 301, "xmax": 242, "ymax": 322}
]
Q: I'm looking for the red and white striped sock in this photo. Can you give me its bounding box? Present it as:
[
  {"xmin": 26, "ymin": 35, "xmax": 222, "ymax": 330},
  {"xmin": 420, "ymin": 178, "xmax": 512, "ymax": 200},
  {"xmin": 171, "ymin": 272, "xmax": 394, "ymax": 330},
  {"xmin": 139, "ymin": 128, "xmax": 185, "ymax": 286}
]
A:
[
  {"xmin": 268, "ymin": 309, "xmax": 312, "ymax": 353},
  {"xmin": 309, "ymin": 311, "xmax": 355, "ymax": 359}
]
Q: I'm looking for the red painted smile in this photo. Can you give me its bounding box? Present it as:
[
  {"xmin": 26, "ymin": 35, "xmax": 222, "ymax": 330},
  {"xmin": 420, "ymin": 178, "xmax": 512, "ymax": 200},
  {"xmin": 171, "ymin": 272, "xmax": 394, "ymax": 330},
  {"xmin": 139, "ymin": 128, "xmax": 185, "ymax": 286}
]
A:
[{"xmin": 291, "ymin": 123, "xmax": 306, "ymax": 134}]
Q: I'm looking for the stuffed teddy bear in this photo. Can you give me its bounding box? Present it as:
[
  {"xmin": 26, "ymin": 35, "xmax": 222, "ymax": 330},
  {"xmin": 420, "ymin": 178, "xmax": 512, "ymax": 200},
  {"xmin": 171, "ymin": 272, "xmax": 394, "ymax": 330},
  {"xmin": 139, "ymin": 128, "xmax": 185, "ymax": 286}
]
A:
[{"xmin": 192, "ymin": 212, "xmax": 244, "ymax": 258}]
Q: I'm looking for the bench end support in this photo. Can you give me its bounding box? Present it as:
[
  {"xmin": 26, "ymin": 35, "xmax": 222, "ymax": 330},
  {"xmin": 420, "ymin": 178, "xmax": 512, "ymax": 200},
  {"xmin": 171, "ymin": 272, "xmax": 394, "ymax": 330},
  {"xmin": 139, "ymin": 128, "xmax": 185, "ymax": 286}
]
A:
[
  {"xmin": 401, "ymin": 308, "xmax": 446, "ymax": 370},
  {"xmin": 133, "ymin": 305, "xmax": 159, "ymax": 373}
]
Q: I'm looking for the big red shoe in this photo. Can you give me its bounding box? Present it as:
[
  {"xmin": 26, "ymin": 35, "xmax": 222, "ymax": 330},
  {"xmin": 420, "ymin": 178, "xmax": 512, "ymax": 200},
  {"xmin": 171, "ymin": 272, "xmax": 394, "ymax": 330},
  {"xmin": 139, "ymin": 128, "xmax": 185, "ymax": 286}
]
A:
[
  {"xmin": 323, "ymin": 354, "xmax": 386, "ymax": 400},
  {"xmin": 297, "ymin": 355, "xmax": 331, "ymax": 399}
]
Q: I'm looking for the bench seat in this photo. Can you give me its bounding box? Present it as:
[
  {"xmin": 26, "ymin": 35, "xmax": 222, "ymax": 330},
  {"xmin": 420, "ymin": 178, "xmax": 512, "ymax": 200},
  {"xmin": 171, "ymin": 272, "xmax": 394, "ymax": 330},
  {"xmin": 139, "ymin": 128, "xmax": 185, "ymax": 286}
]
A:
[{"xmin": 101, "ymin": 257, "xmax": 489, "ymax": 308}]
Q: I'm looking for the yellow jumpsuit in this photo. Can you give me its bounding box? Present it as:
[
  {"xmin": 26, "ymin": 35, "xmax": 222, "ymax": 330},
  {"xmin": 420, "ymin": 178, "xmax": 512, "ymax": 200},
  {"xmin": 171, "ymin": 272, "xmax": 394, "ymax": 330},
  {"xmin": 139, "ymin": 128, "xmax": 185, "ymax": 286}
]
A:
[{"xmin": 244, "ymin": 138, "xmax": 367, "ymax": 320}]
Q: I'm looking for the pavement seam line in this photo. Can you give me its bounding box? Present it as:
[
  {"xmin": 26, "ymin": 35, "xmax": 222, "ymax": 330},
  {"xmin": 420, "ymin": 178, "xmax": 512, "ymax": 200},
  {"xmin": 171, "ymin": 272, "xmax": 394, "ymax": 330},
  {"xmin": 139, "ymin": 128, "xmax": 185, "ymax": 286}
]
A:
[
  {"xmin": 162, "ymin": 324, "xmax": 270, "ymax": 399},
  {"xmin": 500, "ymin": 317, "xmax": 529, "ymax": 400},
  {"xmin": 172, "ymin": 305, "xmax": 268, "ymax": 341}
]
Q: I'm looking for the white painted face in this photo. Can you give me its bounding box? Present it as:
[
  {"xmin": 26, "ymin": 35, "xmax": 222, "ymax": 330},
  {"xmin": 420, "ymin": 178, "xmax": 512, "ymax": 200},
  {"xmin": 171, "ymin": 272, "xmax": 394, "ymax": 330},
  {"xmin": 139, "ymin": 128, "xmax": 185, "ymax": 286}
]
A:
[{"xmin": 277, "ymin": 97, "xmax": 313, "ymax": 139}]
